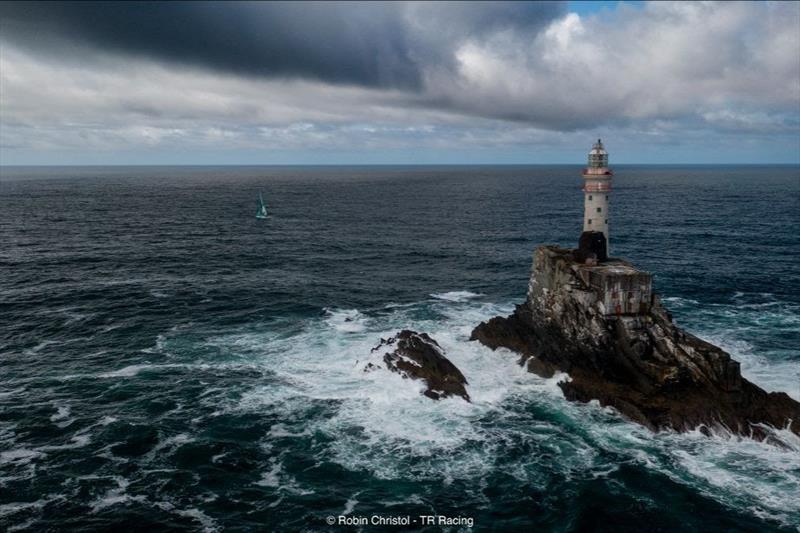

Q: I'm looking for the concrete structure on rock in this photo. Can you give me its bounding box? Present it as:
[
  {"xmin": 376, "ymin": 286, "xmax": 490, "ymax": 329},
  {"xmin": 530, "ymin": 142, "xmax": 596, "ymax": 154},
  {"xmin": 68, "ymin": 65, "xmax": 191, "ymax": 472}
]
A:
[{"xmin": 578, "ymin": 261, "xmax": 653, "ymax": 316}]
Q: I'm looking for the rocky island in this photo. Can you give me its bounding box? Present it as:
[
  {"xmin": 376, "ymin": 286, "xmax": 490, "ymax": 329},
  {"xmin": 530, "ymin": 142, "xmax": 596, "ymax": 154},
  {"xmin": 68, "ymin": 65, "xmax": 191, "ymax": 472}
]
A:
[
  {"xmin": 366, "ymin": 330, "xmax": 471, "ymax": 402},
  {"xmin": 471, "ymin": 245, "xmax": 800, "ymax": 438},
  {"xmin": 367, "ymin": 140, "xmax": 798, "ymax": 440}
]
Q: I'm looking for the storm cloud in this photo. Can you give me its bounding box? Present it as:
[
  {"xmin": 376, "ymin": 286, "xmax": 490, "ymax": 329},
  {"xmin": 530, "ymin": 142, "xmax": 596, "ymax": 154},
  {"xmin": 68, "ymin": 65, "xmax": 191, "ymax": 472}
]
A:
[
  {"xmin": 0, "ymin": 1, "xmax": 563, "ymax": 89},
  {"xmin": 0, "ymin": 1, "xmax": 798, "ymax": 164}
]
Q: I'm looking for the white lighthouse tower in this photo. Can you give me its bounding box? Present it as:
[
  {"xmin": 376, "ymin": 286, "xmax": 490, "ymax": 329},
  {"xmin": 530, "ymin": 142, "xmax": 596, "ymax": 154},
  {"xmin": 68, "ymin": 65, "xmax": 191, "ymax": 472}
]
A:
[{"xmin": 582, "ymin": 139, "xmax": 613, "ymax": 249}]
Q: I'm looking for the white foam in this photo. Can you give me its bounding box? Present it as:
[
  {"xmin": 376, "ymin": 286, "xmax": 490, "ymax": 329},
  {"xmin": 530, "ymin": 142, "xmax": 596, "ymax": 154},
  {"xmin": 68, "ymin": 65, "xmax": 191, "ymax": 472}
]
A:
[
  {"xmin": 49, "ymin": 404, "xmax": 76, "ymax": 428},
  {"xmin": 324, "ymin": 308, "xmax": 369, "ymax": 333},
  {"xmin": 0, "ymin": 499, "xmax": 49, "ymax": 519},
  {"xmin": 0, "ymin": 449, "xmax": 44, "ymax": 466},
  {"xmin": 661, "ymin": 296, "xmax": 700, "ymax": 305},
  {"xmin": 98, "ymin": 363, "xmax": 185, "ymax": 378},
  {"xmin": 0, "ymin": 432, "xmax": 90, "ymax": 476},
  {"xmin": 255, "ymin": 458, "xmax": 314, "ymax": 496},
  {"xmin": 659, "ymin": 428, "xmax": 800, "ymax": 526},
  {"xmin": 151, "ymin": 433, "xmax": 193, "ymax": 455},
  {"xmin": 229, "ymin": 299, "xmax": 569, "ymax": 483},
  {"xmin": 255, "ymin": 461, "xmax": 281, "ymax": 488},
  {"xmin": 268, "ymin": 423, "xmax": 311, "ymax": 438},
  {"xmin": 174, "ymin": 508, "xmax": 219, "ymax": 532},
  {"xmin": 210, "ymin": 452, "xmax": 227, "ymax": 464},
  {"xmin": 39, "ymin": 434, "xmax": 91, "ymax": 451},
  {"xmin": 575, "ymin": 409, "xmax": 800, "ymax": 528},
  {"xmin": 208, "ymin": 293, "xmax": 799, "ymax": 526},
  {"xmin": 430, "ymin": 291, "xmax": 483, "ymax": 302},
  {"xmin": 343, "ymin": 493, "xmax": 360, "ymax": 515},
  {"xmin": 50, "ymin": 405, "xmax": 71, "ymax": 422},
  {"xmin": 90, "ymin": 476, "xmax": 147, "ymax": 513},
  {"xmin": 98, "ymin": 364, "xmax": 152, "ymax": 378}
]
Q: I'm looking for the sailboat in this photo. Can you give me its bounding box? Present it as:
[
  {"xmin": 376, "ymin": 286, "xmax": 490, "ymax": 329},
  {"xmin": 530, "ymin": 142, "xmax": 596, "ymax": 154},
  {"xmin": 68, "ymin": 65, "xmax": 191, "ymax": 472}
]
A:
[{"xmin": 256, "ymin": 192, "xmax": 268, "ymax": 219}]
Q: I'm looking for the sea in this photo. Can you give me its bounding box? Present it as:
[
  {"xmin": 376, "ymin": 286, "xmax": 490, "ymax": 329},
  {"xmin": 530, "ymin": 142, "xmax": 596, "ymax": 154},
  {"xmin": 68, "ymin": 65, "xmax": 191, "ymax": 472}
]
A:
[{"xmin": 1, "ymin": 165, "xmax": 798, "ymax": 532}]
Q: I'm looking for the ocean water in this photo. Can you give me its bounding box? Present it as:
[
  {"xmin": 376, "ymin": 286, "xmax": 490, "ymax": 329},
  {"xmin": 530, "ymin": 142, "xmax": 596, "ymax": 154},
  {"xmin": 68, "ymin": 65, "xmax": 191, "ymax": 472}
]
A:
[{"xmin": 1, "ymin": 165, "xmax": 799, "ymax": 532}]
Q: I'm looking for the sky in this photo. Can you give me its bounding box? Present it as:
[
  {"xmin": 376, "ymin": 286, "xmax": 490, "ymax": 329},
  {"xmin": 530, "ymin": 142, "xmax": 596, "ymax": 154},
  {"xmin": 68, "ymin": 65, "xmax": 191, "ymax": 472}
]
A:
[{"xmin": 0, "ymin": 1, "xmax": 798, "ymax": 165}]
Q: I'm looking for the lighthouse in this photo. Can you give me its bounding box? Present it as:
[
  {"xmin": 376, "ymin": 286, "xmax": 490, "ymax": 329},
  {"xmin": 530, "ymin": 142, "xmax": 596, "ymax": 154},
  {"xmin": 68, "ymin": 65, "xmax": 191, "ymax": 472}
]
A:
[{"xmin": 582, "ymin": 139, "xmax": 613, "ymax": 254}]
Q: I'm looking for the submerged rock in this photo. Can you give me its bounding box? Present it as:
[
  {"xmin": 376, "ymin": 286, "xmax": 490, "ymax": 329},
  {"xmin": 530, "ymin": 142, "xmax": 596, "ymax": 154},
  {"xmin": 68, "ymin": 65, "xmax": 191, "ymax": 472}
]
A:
[
  {"xmin": 367, "ymin": 330, "xmax": 470, "ymax": 402},
  {"xmin": 471, "ymin": 245, "xmax": 800, "ymax": 438}
]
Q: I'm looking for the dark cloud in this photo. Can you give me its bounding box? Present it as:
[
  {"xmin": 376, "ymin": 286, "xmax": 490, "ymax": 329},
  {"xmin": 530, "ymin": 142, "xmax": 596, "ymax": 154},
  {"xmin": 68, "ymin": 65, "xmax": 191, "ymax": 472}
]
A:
[
  {"xmin": 0, "ymin": 1, "xmax": 564, "ymax": 89},
  {"xmin": 2, "ymin": 0, "xmax": 796, "ymax": 161}
]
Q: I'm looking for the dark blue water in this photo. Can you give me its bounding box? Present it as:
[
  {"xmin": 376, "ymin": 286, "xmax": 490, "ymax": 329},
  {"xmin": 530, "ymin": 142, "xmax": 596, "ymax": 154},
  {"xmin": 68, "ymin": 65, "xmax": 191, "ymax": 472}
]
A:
[{"xmin": 1, "ymin": 165, "xmax": 799, "ymax": 532}]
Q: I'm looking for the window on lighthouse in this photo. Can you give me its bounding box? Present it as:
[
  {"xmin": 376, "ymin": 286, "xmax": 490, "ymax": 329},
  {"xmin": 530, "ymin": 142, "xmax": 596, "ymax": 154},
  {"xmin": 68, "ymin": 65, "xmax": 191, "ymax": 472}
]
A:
[
  {"xmin": 597, "ymin": 207, "xmax": 602, "ymax": 213},
  {"xmin": 588, "ymin": 219, "xmax": 592, "ymax": 225}
]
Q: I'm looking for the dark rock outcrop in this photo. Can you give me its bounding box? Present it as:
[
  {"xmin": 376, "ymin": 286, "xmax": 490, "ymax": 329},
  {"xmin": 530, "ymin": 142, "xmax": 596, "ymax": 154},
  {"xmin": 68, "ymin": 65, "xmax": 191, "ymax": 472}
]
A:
[
  {"xmin": 471, "ymin": 245, "xmax": 800, "ymax": 438},
  {"xmin": 366, "ymin": 330, "xmax": 470, "ymax": 402}
]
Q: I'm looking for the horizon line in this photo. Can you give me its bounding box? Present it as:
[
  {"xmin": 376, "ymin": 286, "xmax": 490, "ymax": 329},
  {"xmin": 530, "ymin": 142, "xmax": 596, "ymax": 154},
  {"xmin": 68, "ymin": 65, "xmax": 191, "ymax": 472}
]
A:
[{"xmin": 2, "ymin": 163, "xmax": 799, "ymax": 168}]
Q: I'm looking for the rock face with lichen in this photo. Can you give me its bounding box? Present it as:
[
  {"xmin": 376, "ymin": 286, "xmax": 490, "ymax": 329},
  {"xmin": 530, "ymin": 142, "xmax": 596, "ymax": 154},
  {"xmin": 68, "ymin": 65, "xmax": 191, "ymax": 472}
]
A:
[
  {"xmin": 366, "ymin": 330, "xmax": 470, "ymax": 402},
  {"xmin": 471, "ymin": 245, "xmax": 800, "ymax": 438}
]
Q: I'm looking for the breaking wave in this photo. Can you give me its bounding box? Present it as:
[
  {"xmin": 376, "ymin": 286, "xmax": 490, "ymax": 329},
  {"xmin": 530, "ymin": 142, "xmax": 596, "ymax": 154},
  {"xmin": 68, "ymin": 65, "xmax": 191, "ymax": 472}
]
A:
[
  {"xmin": 218, "ymin": 294, "xmax": 800, "ymax": 526},
  {"xmin": 2, "ymin": 290, "xmax": 799, "ymax": 530},
  {"xmin": 430, "ymin": 290, "xmax": 483, "ymax": 302}
]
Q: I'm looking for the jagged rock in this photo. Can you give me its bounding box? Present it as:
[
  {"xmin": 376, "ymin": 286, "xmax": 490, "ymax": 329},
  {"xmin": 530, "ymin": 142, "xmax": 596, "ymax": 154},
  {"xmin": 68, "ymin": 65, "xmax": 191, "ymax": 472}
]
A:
[
  {"xmin": 471, "ymin": 245, "xmax": 800, "ymax": 438},
  {"xmin": 368, "ymin": 330, "xmax": 470, "ymax": 402},
  {"xmin": 363, "ymin": 362, "xmax": 380, "ymax": 372}
]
